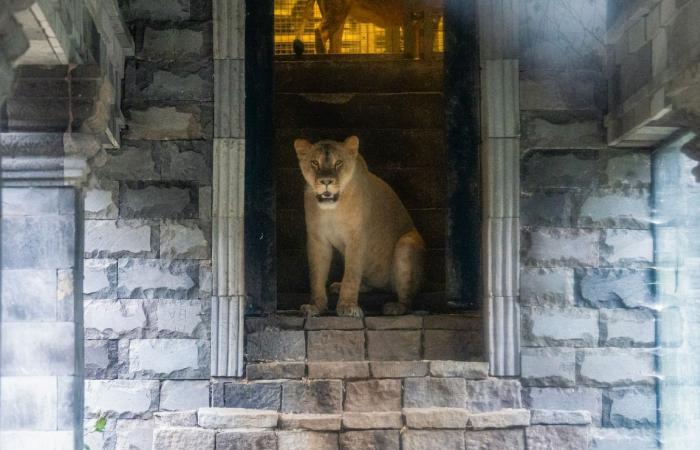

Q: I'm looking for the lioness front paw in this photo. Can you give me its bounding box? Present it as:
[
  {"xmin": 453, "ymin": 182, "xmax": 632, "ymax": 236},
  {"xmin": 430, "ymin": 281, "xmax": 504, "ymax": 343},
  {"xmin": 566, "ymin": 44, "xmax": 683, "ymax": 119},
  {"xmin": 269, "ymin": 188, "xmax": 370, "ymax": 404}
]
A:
[
  {"xmin": 383, "ymin": 302, "xmax": 410, "ymax": 316},
  {"xmin": 336, "ymin": 303, "xmax": 364, "ymax": 318},
  {"xmin": 300, "ymin": 303, "xmax": 325, "ymax": 317}
]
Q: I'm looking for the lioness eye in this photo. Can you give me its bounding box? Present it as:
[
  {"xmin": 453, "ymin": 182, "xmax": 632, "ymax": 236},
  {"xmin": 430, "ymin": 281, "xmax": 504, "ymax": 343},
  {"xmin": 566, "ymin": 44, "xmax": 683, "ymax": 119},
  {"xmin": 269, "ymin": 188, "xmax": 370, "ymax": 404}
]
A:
[
  {"xmin": 335, "ymin": 160, "xmax": 343, "ymax": 168},
  {"xmin": 311, "ymin": 160, "xmax": 319, "ymax": 168}
]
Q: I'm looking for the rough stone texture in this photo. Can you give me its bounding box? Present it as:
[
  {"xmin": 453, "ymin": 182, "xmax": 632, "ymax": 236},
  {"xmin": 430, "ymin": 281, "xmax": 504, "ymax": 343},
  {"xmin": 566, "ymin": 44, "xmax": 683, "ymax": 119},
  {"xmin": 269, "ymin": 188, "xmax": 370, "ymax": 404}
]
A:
[
  {"xmin": 84, "ymin": 299, "xmax": 147, "ymax": 339},
  {"xmin": 403, "ymin": 408, "xmax": 470, "ymax": 429},
  {"xmin": 277, "ymin": 431, "xmax": 339, "ymax": 450},
  {"xmin": 521, "ymin": 227, "xmax": 599, "ymax": 267},
  {"xmin": 119, "ymin": 182, "xmax": 198, "ymax": 218},
  {"xmin": 159, "ymin": 221, "xmax": 210, "ymax": 259},
  {"xmin": 520, "ymin": 190, "xmax": 575, "ymax": 227},
  {"xmin": 281, "ymin": 381, "xmax": 343, "ymax": 414},
  {"xmin": 464, "ymin": 429, "xmax": 526, "ymax": 450},
  {"xmin": 117, "ymin": 258, "xmax": 199, "ymax": 299},
  {"xmin": 465, "ymin": 379, "xmax": 523, "ymax": 412},
  {"xmin": 577, "ymin": 190, "xmax": 651, "ymax": 229},
  {"xmin": 160, "ymin": 380, "xmax": 209, "ymax": 411},
  {"xmin": 115, "ymin": 419, "xmax": 154, "ymax": 450},
  {"xmin": 126, "ymin": 339, "xmax": 209, "ymax": 379},
  {"xmin": 307, "ymin": 330, "xmax": 365, "ymax": 361},
  {"xmin": 524, "ymin": 387, "xmax": 603, "ymax": 427},
  {"xmin": 600, "ymin": 229, "xmax": 653, "ymax": 266},
  {"xmin": 247, "ymin": 362, "xmax": 306, "ymax": 380},
  {"xmin": 522, "ymin": 307, "xmax": 599, "ymax": 347},
  {"xmin": 224, "ymin": 382, "xmax": 281, "ymax": 410},
  {"xmin": 305, "ymin": 317, "xmax": 364, "ymax": 330},
  {"xmin": 245, "ymin": 316, "xmax": 305, "ymax": 333},
  {"xmin": 423, "ymin": 315, "xmax": 475, "ymax": 330},
  {"xmin": 85, "ymin": 380, "xmax": 160, "ymax": 419},
  {"xmin": 344, "ymin": 379, "xmax": 402, "ymax": 411},
  {"xmin": 197, "ymin": 408, "xmax": 278, "ymax": 429},
  {"xmin": 125, "ymin": 106, "xmax": 204, "ymax": 140},
  {"xmin": 342, "ymin": 411, "xmax": 402, "ymax": 429},
  {"xmin": 370, "ymin": 361, "xmax": 429, "ymax": 378},
  {"xmin": 590, "ymin": 428, "xmax": 658, "ymax": 450},
  {"xmin": 525, "ymin": 425, "xmax": 589, "ymax": 450},
  {"xmin": 151, "ymin": 299, "xmax": 210, "ymax": 339},
  {"xmin": 1, "ymin": 322, "xmax": 75, "ymax": 376},
  {"xmin": 340, "ymin": 430, "xmax": 400, "ymax": 450},
  {"xmin": 85, "ymin": 340, "xmax": 119, "ymax": 379},
  {"xmin": 154, "ymin": 411, "xmax": 197, "ymax": 428},
  {"xmin": 246, "ymin": 330, "xmax": 305, "ymax": 362},
  {"xmin": 279, "ymin": 413, "xmax": 342, "ymax": 431},
  {"xmin": 403, "ymin": 377, "xmax": 467, "ymax": 408},
  {"xmin": 364, "ymin": 315, "xmax": 422, "ymax": 329},
  {"xmin": 215, "ymin": 430, "xmax": 278, "ymax": 450},
  {"xmin": 578, "ymin": 349, "xmax": 656, "ymax": 387},
  {"xmin": 606, "ymin": 387, "xmax": 657, "ymax": 428},
  {"xmin": 308, "ymin": 361, "xmax": 369, "ymax": 379},
  {"xmin": 521, "ymin": 348, "xmax": 576, "ymax": 387},
  {"xmin": 85, "ymin": 220, "xmax": 153, "ymax": 258},
  {"xmin": 366, "ymin": 330, "xmax": 421, "ymax": 360},
  {"xmin": 423, "ymin": 330, "xmax": 482, "ymax": 360},
  {"xmin": 1, "ymin": 269, "xmax": 57, "ymax": 321},
  {"xmin": 520, "ymin": 267, "xmax": 575, "ymax": 306},
  {"xmin": 600, "ymin": 308, "xmax": 656, "ymax": 347},
  {"xmin": 576, "ymin": 269, "xmax": 655, "ymax": 308},
  {"xmin": 83, "ymin": 259, "xmax": 118, "ymax": 299},
  {"xmin": 467, "ymin": 409, "xmax": 531, "ymax": 430},
  {"xmin": 402, "ymin": 430, "xmax": 465, "ymax": 450},
  {"xmin": 429, "ymin": 361, "xmax": 489, "ymax": 379},
  {"xmin": 85, "ymin": 183, "xmax": 119, "ymax": 219},
  {"xmin": 530, "ymin": 409, "xmax": 592, "ymax": 425},
  {"xmin": 153, "ymin": 427, "xmax": 215, "ymax": 450}
]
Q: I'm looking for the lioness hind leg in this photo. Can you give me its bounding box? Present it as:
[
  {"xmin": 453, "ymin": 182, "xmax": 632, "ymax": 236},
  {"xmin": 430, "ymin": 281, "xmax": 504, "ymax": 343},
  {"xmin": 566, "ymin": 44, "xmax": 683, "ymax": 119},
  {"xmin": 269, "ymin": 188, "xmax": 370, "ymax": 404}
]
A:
[{"xmin": 384, "ymin": 230, "xmax": 425, "ymax": 316}]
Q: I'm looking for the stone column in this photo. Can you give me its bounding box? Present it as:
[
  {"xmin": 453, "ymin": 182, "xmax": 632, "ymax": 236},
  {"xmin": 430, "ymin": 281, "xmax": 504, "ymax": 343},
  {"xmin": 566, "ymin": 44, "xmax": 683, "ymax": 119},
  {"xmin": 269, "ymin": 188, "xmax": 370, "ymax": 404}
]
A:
[
  {"xmin": 211, "ymin": 0, "xmax": 246, "ymax": 377},
  {"xmin": 0, "ymin": 132, "xmax": 91, "ymax": 450},
  {"xmin": 478, "ymin": 0, "xmax": 521, "ymax": 376}
]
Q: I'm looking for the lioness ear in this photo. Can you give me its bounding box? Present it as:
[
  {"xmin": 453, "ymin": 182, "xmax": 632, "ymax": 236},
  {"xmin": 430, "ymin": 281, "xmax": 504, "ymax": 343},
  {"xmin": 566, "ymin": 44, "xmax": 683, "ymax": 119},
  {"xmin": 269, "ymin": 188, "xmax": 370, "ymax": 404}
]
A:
[
  {"xmin": 294, "ymin": 139, "xmax": 311, "ymax": 159},
  {"xmin": 344, "ymin": 136, "xmax": 359, "ymax": 156}
]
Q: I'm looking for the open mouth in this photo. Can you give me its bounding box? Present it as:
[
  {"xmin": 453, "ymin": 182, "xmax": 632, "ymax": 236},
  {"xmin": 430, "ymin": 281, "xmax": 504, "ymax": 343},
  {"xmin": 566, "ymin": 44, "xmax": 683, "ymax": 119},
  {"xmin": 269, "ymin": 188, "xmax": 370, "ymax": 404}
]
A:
[{"xmin": 316, "ymin": 192, "xmax": 339, "ymax": 203}]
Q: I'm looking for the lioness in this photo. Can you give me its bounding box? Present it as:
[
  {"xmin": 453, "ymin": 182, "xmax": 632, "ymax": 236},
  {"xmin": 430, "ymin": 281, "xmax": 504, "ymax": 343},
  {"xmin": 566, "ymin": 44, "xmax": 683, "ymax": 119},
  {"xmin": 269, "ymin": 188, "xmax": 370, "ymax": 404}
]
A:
[{"xmin": 294, "ymin": 136, "xmax": 425, "ymax": 317}]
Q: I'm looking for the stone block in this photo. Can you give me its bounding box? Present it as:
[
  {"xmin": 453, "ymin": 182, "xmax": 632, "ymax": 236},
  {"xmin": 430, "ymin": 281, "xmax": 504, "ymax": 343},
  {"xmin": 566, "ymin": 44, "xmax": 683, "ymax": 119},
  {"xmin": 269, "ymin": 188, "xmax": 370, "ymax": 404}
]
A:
[
  {"xmin": 0, "ymin": 376, "xmax": 57, "ymax": 430},
  {"xmin": 404, "ymin": 377, "xmax": 467, "ymax": 408},
  {"xmin": 56, "ymin": 269, "xmax": 74, "ymax": 321},
  {"xmin": 464, "ymin": 429, "xmax": 525, "ymax": 449},
  {"xmin": 84, "ymin": 416, "xmax": 117, "ymax": 450},
  {"xmin": 366, "ymin": 330, "xmax": 421, "ymax": 360},
  {"xmin": 600, "ymin": 308, "xmax": 655, "ymax": 347},
  {"xmin": 216, "ymin": 430, "xmax": 278, "ymax": 450},
  {"xmin": 85, "ymin": 183, "xmax": 118, "ymax": 219},
  {"xmin": 245, "ymin": 316, "xmax": 305, "ymax": 333},
  {"xmin": 423, "ymin": 314, "xmax": 476, "ymax": 330},
  {"xmin": 2, "ymin": 216, "xmax": 74, "ymax": 270},
  {"xmin": 468, "ymin": 409, "xmax": 530, "ymax": 430},
  {"xmin": 153, "ymin": 427, "xmax": 215, "ymax": 450},
  {"xmin": 159, "ymin": 221, "xmax": 210, "ymax": 259},
  {"xmin": 525, "ymin": 425, "xmax": 589, "ymax": 450},
  {"xmin": 2, "ymin": 187, "xmax": 67, "ymax": 216},
  {"xmin": 155, "ymin": 140, "xmax": 212, "ymax": 181},
  {"xmin": 521, "ymin": 114, "xmax": 604, "ymax": 152},
  {"xmin": 424, "ymin": 330, "xmax": 482, "ymax": 360},
  {"xmin": 84, "ymin": 259, "xmax": 118, "ymax": 299},
  {"xmin": 281, "ymin": 380, "xmax": 343, "ymax": 414},
  {"xmin": 520, "ymin": 267, "xmax": 575, "ymax": 306},
  {"xmin": 139, "ymin": 70, "xmax": 213, "ymax": 103},
  {"xmin": 126, "ymin": 339, "xmax": 209, "ymax": 379},
  {"xmin": 521, "ymin": 227, "xmax": 600, "ymax": 267},
  {"xmin": 605, "ymin": 152, "xmax": 651, "ymax": 188},
  {"xmin": 521, "ymin": 190, "xmax": 574, "ymax": 227},
  {"xmin": 124, "ymin": 0, "xmax": 193, "ymax": 21},
  {"xmin": 521, "ymin": 348, "xmax": 576, "ymax": 387},
  {"xmin": 279, "ymin": 414, "xmax": 342, "ymax": 431},
  {"xmin": 1, "ymin": 269, "xmax": 57, "ymax": 321},
  {"xmin": 370, "ymin": 361, "xmax": 429, "ymax": 378},
  {"xmin": 305, "ymin": 316, "xmax": 364, "ymax": 330},
  {"xmin": 84, "ymin": 299, "xmax": 147, "ymax": 339},
  {"xmin": 590, "ymin": 428, "xmax": 658, "ymax": 450},
  {"xmin": 154, "ymin": 411, "xmax": 197, "ymax": 427},
  {"xmin": 198, "ymin": 408, "xmax": 278, "ymax": 429},
  {"xmin": 85, "ymin": 220, "xmax": 153, "ymax": 258},
  {"xmin": 402, "ymin": 430, "xmax": 465, "ymax": 450},
  {"xmin": 342, "ymin": 411, "xmax": 402, "ymax": 429},
  {"xmin": 246, "ymin": 330, "xmax": 306, "ymax": 362},
  {"xmin": 524, "ymin": 387, "xmax": 603, "ymax": 426},
  {"xmin": 340, "ymin": 430, "xmax": 400, "ymax": 450},
  {"xmin": 308, "ymin": 362, "xmax": 369, "ymax": 379},
  {"xmin": 1, "ymin": 322, "xmax": 75, "ymax": 376},
  {"xmin": 307, "ymin": 330, "xmax": 365, "ymax": 361},
  {"xmin": 576, "ymin": 189, "xmax": 651, "ymax": 229},
  {"xmin": 141, "ymin": 26, "xmax": 208, "ymax": 60},
  {"xmin": 149, "ymin": 299, "xmax": 209, "ymax": 339},
  {"xmin": 119, "ymin": 182, "xmax": 198, "ymax": 219},
  {"xmin": 115, "ymin": 419, "xmax": 154, "ymax": 450},
  {"xmin": 403, "ymin": 408, "xmax": 469, "ymax": 429},
  {"xmin": 578, "ymin": 349, "xmax": 655, "ymax": 387},
  {"xmin": 160, "ymin": 380, "xmax": 210, "ymax": 411},
  {"xmin": 199, "ymin": 186, "xmax": 212, "ymax": 220},
  {"xmin": 600, "ymin": 229, "xmax": 653, "ymax": 266},
  {"xmin": 364, "ymin": 315, "xmax": 422, "ymax": 329},
  {"xmin": 247, "ymin": 362, "xmax": 306, "ymax": 380},
  {"xmin": 85, "ymin": 339, "xmax": 119, "ymax": 379},
  {"xmin": 522, "ymin": 307, "xmax": 599, "ymax": 347},
  {"xmin": 85, "ymin": 380, "xmax": 159, "ymax": 419},
  {"xmin": 277, "ymin": 431, "xmax": 339, "ymax": 450},
  {"xmin": 224, "ymin": 382, "xmax": 281, "ymax": 410},
  {"xmin": 530, "ymin": 409, "xmax": 592, "ymax": 425},
  {"xmin": 606, "ymin": 387, "xmax": 657, "ymax": 427},
  {"xmin": 125, "ymin": 105, "xmax": 204, "ymax": 141},
  {"xmin": 576, "ymin": 269, "xmax": 655, "ymax": 308},
  {"xmin": 429, "ymin": 361, "xmax": 489, "ymax": 379},
  {"xmin": 465, "ymin": 379, "xmax": 522, "ymax": 412},
  {"xmin": 344, "ymin": 379, "xmax": 402, "ymax": 412},
  {"xmin": 94, "ymin": 143, "xmax": 157, "ymax": 181},
  {"xmin": 117, "ymin": 259, "xmax": 199, "ymax": 299}
]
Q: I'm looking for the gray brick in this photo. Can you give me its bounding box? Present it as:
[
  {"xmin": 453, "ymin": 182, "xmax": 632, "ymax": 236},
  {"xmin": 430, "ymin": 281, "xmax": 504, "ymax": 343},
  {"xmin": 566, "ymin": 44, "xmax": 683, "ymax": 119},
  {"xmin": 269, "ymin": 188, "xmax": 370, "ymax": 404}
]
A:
[
  {"xmin": 524, "ymin": 387, "xmax": 603, "ymax": 426},
  {"xmin": 0, "ymin": 376, "xmax": 57, "ymax": 429},
  {"xmin": 245, "ymin": 316, "xmax": 305, "ymax": 333},
  {"xmin": 404, "ymin": 377, "xmax": 467, "ymax": 408},
  {"xmin": 521, "ymin": 190, "xmax": 574, "ymax": 227},
  {"xmin": 576, "ymin": 269, "xmax": 655, "ymax": 308},
  {"xmin": 576, "ymin": 189, "xmax": 651, "ymax": 229},
  {"xmin": 246, "ymin": 330, "xmax": 306, "ymax": 362},
  {"xmin": 119, "ymin": 182, "xmax": 198, "ymax": 219},
  {"xmin": 84, "ymin": 259, "xmax": 118, "ymax": 299},
  {"xmin": 522, "ymin": 307, "xmax": 598, "ymax": 347},
  {"xmin": 85, "ymin": 220, "xmax": 154, "ymax": 258},
  {"xmin": 429, "ymin": 361, "xmax": 489, "ymax": 379},
  {"xmin": 149, "ymin": 299, "xmax": 210, "ymax": 339},
  {"xmin": 216, "ymin": 430, "xmax": 277, "ymax": 450},
  {"xmin": 198, "ymin": 408, "xmax": 278, "ymax": 429},
  {"xmin": 247, "ymin": 362, "xmax": 306, "ymax": 380},
  {"xmin": 154, "ymin": 410, "xmax": 197, "ymax": 427},
  {"xmin": 423, "ymin": 330, "xmax": 483, "ymax": 360},
  {"xmin": 467, "ymin": 409, "xmax": 531, "ymax": 430},
  {"xmin": 520, "ymin": 267, "xmax": 575, "ymax": 306},
  {"xmin": 85, "ymin": 182, "xmax": 118, "ymax": 219},
  {"xmin": 85, "ymin": 340, "xmax": 119, "ymax": 379},
  {"xmin": 342, "ymin": 412, "xmax": 402, "ymax": 430},
  {"xmin": 529, "ymin": 410, "xmax": 592, "ymax": 425},
  {"xmin": 2, "ymin": 216, "xmax": 74, "ymax": 270},
  {"xmin": 403, "ymin": 408, "xmax": 469, "ymax": 429},
  {"xmin": 307, "ymin": 330, "xmax": 365, "ymax": 361},
  {"xmin": 117, "ymin": 258, "xmax": 199, "ymax": 299},
  {"xmin": 141, "ymin": 70, "xmax": 213, "ymax": 103},
  {"xmin": 364, "ymin": 315, "xmax": 422, "ymax": 329},
  {"xmin": 85, "ymin": 416, "xmax": 117, "ymax": 450},
  {"xmin": 115, "ymin": 419, "xmax": 154, "ymax": 450},
  {"xmin": 125, "ymin": 0, "xmax": 193, "ymax": 21},
  {"xmin": 1, "ymin": 322, "xmax": 75, "ymax": 376},
  {"xmin": 282, "ymin": 380, "xmax": 343, "ymax": 414},
  {"xmin": 590, "ymin": 428, "xmax": 658, "ymax": 450},
  {"xmin": 159, "ymin": 221, "xmax": 210, "ymax": 259},
  {"xmin": 95, "ymin": 143, "xmax": 157, "ymax": 181},
  {"xmin": 279, "ymin": 413, "xmax": 342, "ymax": 431},
  {"xmin": 224, "ymin": 382, "xmax": 281, "ymax": 410},
  {"xmin": 367, "ymin": 330, "xmax": 421, "ymax": 361},
  {"xmin": 605, "ymin": 387, "xmax": 657, "ymax": 427},
  {"xmin": 305, "ymin": 316, "xmax": 364, "ymax": 330},
  {"xmin": 464, "ymin": 429, "xmax": 526, "ymax": 450},
  {"xmin": 153, "ymin": 427, "xmax": 215, "ymax": 450},
  {"xmin": 340, "ymin": 430, "xmax": 400, "ymax": 450},
  {"xmin": 125, "ymin": 105, "xmax": 205, "ymax": 141},
  {"xmin": 2, "ymin": 187, "xmax": 66, "ymax": 216},
  {"xmin": 160, "ymin": 380, "xmax": 210, "ymax": 411},
  {"xmin": 344, "ymin": 379, "xmax": 402, "ymax": 412},
  {"xmin": 141, "ymin": 27, "xmax": 207, "ymax": 60},
  {"xmin": 370, "ymin": 361, "xmax": 429, "ymax": 378},
  {"xmin": 85, "ymin": 380, "xmax": 160, "ymax": 419},
  {"xmin": 1, "ymin": 269, "xmax": 57, "ymax": 321},
  {"xmin": 126, "ymin": 339, "xmax": 209, "ymax": 379},
  {"xmin": 600, "ymin": 229, "xmax": 653, "ymax": 266},
  {"xmin": 402, "ymin": 430, "xmax": 465, "ymax": 450},
  {"xmin": 308, "ymin": 362, "xmax": 369, "ymax": 379},
  {"xmin": 277, "ymin": 431, "xmax": 339, "ymax": 450},
  {"xmin": 578, "ymin": 348, "xmax": 655, "ymax": 387},
  {"xmin": 521, "ymin": 348, "xmax": 576, "ymax": 387},
  {"xmin": 465, "ymin": 379, "xmax": 522, "ymax": 412},
  {"xmin": 85, "ymin": 299, "xmax": 147, "ymax": 339},
  {"xmin": 605, "ymin": 152, "xmax": 651, "ymax": 188},
  {"xmin": 600, "ymin": 308, "xmax": 656, "ymax": 347},
  {"xmin": 525, "ymin": 425, "xmax": 589, "ymax": 450},
  {"xmin": 522, "ymin": 227, "xmax": 599, "ymax": 267}
]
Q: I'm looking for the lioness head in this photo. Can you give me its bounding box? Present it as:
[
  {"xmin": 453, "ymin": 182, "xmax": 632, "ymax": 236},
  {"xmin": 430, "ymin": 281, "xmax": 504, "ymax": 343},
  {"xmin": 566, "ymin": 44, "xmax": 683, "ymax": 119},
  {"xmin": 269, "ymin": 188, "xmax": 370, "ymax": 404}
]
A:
[{"xmin": 294, "ymin": 136, "xmax": 360, "ymax": 210}]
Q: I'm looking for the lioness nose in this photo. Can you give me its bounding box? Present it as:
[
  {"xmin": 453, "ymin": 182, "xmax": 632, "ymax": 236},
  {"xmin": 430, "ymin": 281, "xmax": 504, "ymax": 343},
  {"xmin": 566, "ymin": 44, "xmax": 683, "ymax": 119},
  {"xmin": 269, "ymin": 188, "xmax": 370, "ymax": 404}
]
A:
[{"xmin": 319, "ymin": 178, "xmax": 333, "ymax": 187}]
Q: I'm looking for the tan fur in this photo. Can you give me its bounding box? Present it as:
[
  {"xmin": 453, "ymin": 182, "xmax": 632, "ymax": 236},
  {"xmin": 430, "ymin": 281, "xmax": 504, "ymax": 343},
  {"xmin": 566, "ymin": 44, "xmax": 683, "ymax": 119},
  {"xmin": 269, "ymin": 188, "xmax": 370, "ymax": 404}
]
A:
[{"xmin": 294, "ymin": 136, "xmax": 425, "ymax": 318}]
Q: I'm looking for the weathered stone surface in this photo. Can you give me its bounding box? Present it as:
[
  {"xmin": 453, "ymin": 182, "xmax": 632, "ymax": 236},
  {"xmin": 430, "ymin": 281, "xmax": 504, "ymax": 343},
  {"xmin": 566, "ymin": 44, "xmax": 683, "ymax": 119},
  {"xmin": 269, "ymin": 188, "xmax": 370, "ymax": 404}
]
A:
[
  {"xmin": 366, "ymin": 330, "xmax": 421, "ymax": 360},
  {"xmin": 465, "ymin": 379, "xmax": 522, "ymax": 412},
  {"xmin": 277, "ymin": 431, "xmax": 339, "ymax": 450},
  {"xmin": 1, "ymin": 269, "xmax": 56, "ymax": 321},
  {"xmin": 520, "ymin": 112, "xmax": 604, "ymax": 150},
  {"xmin": 468, "ymin": 409, "xmax": 530, "ymax": 430},
  {"xmin": 522, "ymin": 307, "xmax": 599, "ymax": 347},
  {"xmin": 215, "ymin": 430, "xmax": 278, "ymax": 450},
  {"xmin": 307, "ymin": 330, "xmax": 365, "ymax": 361},
  {"xmin": 154, "ymin": 411, "xmax": 197, "ymax": 427},
  {"xmin": 521, "ymin": 190, "xmax": 574, "ymax": 227},
  {"xmin": 95, "ymin": 143, "xmax": 157, "ymax": 181},
  {"xmin": 245, "ymin": 316, "xmax": 306, "ymax": 333},
  {"xmin": 115, "ymin": 419, "xmax": 154, "ymax": 450},
  {"xmin": 423, "ymin": 315, "xmax": 476, "ymax": 330},
  {"xmin": 305, "ymin": 316, "xmax": 364, "ymax": 330},
  {"xmin": 600, "ymin": 308, "xmax": 655, "ymax": 347},
  {"xmin": 606, "ymin": 387, "xmax": 657, "ymax": 427},
  {"xmin": 150, "ymin": 299, "xmax": 209, "ymax": 339},
  {"xmin": 125, "ymin": 105, "xmax": 205, "ymax": 140},
  {"xmin": 281, "ymin": 381, "xmax": 343, "ymax": 414},
  {"xmin": 576, "ymin": 269, "xmax": 655, "ymax": 308},
  {"xmin": 402, "ymin": 430, "xmax": 465, "ymax": 450},
  {"xmin": 247, "ymin": 362, "xmax": 306, "ymax": 380},
  {"xmin": 160, "ymin": 380, "xmax": 209, "ymax": 411},
  {"xmin": 159, "ymin": 221, "xmax": 210, "ymax": 259},
  {"xmin": 0, "ymin": 376, "xmax": 57, "ymax": 430},
  {"xmin": 224, "ymin": 382, "xmax": 281, "ymax": 410},
  {"xmin": 429, "ymin": 361, "xmax": 489, "ymax": 379},
  {"xmin": 0, "ymin": 430, "xmax": 76, "ymax": 450},
  {"xmin": 340, "ymin": 430, "xmax": 400, "ymax": 450},
  {"xmin": 308, "ymin": 362, "xmax": 369, "ymax": 379},
  {"xmin": 141, "ymin": 27, "xmax": 207, "ymax": 60},
  {"xmin": 1, "ymin": 323, "xmax": 75, "ymax": 376},
  {"xmin": 117, "ymin": 258, "xmax": 198, "ymax": 299},
  {"xmin": 521, "ymin": 348, "xmax": 576, "ymax": 387},
  {"xmin": 85, "ymin": 183, "xmax": 118, "ymax": 219},
  {"xmin": 84, "ymin": 417, "xmax": 117, "ymax": 450},
  {"xmin": 197, "ymin": 408, "xmax": 278, "ymax": 429},
  {"xmin": 140, "ymin": 70, "xmax": 213, "ymax": 103},
  {"xmin": 370, "ymin": 361, "xmax": 429, "ymax": 378},
  {"xmin": 85, "ymin": 380, "xmax": 159, "ymax": 418},
  {"xmin": 84, "ymin": 299, "xmax": 147, "ymax": 339},
  {"xmin": 577, "ymin": 189, "xmax": 651, "ymax": 229},
  {"xmin": 85, "ymin": 339, "xmax": 118, "ymax": 379},
  {"xmin": 578, "ymin": 349, "xmax": 655, "ymax": 386},
  {"xmin": 153, "ymin": 427, "xmax": 215, "ymax": 450},
  {"xmin": 424, "ymin": 330, "xmax": 482, "ymax": 360},
  {"xmin": 127, "ymin": 339, "xmax": 209, "ymax": 379},
  {"xmin": 600, "ymin": 229, "xmax": 653, "ymax": 266},
  {"xmin": 342, "ymin": 412, "xmax": 402, "ymax": 429},
  {"xmin": 521, "ymin": 227, "xmax": 599, "ymax": 267},
  {"xmin": 246, "ymin": 330, "xmax": 306, "ymax": 362},
  {"xmin": 404, "ymin": 377, "xmax": 467, "ymax": 408},
  {"xmin": 403, "ymin": 407, "xmax": 469, "ymax": 429},
  {"xmin": 156, "ymin": 141, "xmax": 212, "ymax": 181},
  {"xmin": 279, "ymin": 413, "xmax": 342, "ymax": 431},
  {"xmin": 345, "ymin": 379, "xmax": 402, "ymax": 411},
  {"xmin": 125, "ymin": 0, "xmax": 193, "ymax": 21},
  {"xmin": 519, "ymin": 267, "xmax": 575, "ymax": 306},
  {"xmin": 83, "ymin": 259, "xmax": 118, "ymax": 299},
  {"xmin": 2, "ymin": 216, "xmax": 74, "ymax": 270},
  {"xmin": 524, "ymin": 387, "xmax": 603, "ymax": 426},
  {"xmin": 590, "ymin": 428, "xmax": 658, "ymax": 450},
  {"xmin": 365, "ymin": 315, "xmax": 422, "ymax": 329},
  {"xmin": 119, "ymin": 182, "xmax": 198, "ymax": 219},
  {"xmin": 464, "ymin": 429, "xmax": 526, "ymax": 449},
  {"xmin": 85, "ymin": 220, "xmax": 154, "ymax": 258},
  {"xmin": 525, "ymin": 425, "xmax": 589, "ymax": 450},
  {"xmin": 530, "ymin": 409, "xmax": 592, "ymax": 425},
  {"xmin": 605, "ymin": 152, "xmax": 651, "ymax": 187}
]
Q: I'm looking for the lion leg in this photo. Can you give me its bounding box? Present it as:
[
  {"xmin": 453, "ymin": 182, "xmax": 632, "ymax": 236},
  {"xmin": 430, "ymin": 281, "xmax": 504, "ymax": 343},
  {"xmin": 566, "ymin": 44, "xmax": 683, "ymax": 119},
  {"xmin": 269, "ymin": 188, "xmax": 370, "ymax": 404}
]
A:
[
  {"xmin": 314, "ymin": 27, "xmax": 327, "ymax": 54},
  {"xmin": 336, "ymin": 237, "xmax": 365, "ymax": 318},
  {"xmin": 301, "ymin": 234, "xmax": 332, "ymax": 317},
  {"xmin": 384, "ymin": 230, "xmax": 425, "ymax": 315},
  {"xmin": 328, "ymin": 26, "xmax": 344, "ymax": 53},
  {"xmin": 330, "ymin": 281, "xmax": 370, "ymax": 294}
]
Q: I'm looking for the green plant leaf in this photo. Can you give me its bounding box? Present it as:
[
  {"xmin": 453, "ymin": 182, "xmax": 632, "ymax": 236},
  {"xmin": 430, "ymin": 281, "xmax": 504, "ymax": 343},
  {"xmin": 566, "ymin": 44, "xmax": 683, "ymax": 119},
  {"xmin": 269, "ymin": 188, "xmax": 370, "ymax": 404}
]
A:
[{"xmin": 94, "ymin": 416, "xmax": 107, "ymax": 433}]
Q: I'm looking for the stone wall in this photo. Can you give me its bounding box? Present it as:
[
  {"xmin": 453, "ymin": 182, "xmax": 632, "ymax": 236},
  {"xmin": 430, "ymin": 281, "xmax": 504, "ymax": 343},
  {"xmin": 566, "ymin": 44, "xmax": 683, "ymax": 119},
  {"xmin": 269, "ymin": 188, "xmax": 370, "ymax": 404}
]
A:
[{"xmin": 83, "ymin": 1, "xmax": 214, "ymax": 449}]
